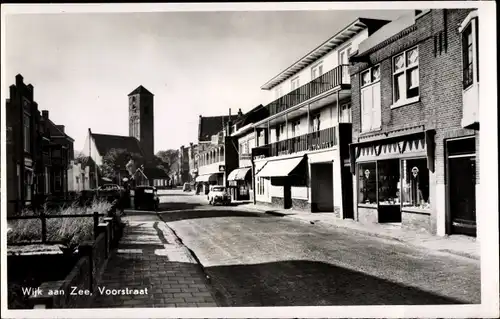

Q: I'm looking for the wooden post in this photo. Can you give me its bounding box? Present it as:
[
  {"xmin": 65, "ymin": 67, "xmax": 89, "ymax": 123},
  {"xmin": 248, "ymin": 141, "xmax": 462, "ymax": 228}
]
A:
[
  {"xmin": 93, "ymin": 211, "xmax": 99, "ymax": 239},
  {"xmin": 40, "ymin": 212, "xmax": 47, "ymax": 244}
]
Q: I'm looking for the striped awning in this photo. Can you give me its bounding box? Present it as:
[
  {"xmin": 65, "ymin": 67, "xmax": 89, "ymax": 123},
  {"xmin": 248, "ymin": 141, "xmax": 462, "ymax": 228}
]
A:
[
  {"xmin": 196, "ymin": 174, "xmax": 218, "ymax": 183},
  {"xmin": 227, "ymin": 167, "xmax": 251, "ymax": 181}
]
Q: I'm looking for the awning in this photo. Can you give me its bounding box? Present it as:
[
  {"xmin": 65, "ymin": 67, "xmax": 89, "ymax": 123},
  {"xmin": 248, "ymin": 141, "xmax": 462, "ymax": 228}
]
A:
[
  {"xmin": 196, "ymin": 174, "xmax": 218, "ymax": 183},
  {"xmin": 227, "ymin": 167, "xmax": 251, "ymax": 181},
  {"xmin": 256, "ymin": 156, "xmax": 306, "ymax": 178}
]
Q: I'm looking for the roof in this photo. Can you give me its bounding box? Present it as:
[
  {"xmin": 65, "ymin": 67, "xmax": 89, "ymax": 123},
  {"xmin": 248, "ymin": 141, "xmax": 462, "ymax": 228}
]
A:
[
  {"xmin": 140, "ymin": 167, "xmax": 170, "ymax": 179},
  {"xmin": 91, "ymin": 133, "xmax": 144, "ymax": 157},
  {"xmin": 198, "ymin": 115, "xmax": 239, "ymax": 142},
  {"xmin": 128, "ymin": 85, "xmax": 154, "ymax": 96},
  {"xmin": 46, "ymin": 118, "xmax": 75, "ymax": 142},
  {"xmin": 260, "ymin": 18, "xmax": 390, "ymax": 90}
]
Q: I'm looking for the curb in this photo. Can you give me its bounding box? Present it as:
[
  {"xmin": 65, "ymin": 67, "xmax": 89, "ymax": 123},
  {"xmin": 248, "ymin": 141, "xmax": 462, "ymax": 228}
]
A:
[
  {"xmin": 156, "ymin": 213, "xmax": 227, "ymax": 307},
  {"xmin": 238, "ymin": 204, "xmax": 479, "ymax": 261}
]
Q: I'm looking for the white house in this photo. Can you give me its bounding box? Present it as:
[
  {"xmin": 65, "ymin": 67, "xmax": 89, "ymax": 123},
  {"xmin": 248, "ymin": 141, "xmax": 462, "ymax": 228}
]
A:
[{"xmin": 251, "ymin": 18, "xmax": 391, "ymax": 218}]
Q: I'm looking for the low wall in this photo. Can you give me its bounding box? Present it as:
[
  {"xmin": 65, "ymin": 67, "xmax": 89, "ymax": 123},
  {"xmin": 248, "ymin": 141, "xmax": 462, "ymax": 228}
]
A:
[{"xmin": 27, "ymin": 216, "xmax": 123, "ymax": 309}]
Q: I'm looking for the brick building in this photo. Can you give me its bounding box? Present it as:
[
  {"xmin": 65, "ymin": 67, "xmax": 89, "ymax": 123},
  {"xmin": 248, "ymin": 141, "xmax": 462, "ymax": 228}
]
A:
[
  {"xmin": 6, "ymin": 74, "xmax": 74, "ymax": 215},
  {"xmin": 195, "ymin": 113, "xmax": 240, "ymax": 194},
  {"xmin": 250, "ymin": 18, "xmax": 389, "ymax": 214},
  {"xmin": 348, "ymin": 9, "xmax": 479, "ymax": 236}
]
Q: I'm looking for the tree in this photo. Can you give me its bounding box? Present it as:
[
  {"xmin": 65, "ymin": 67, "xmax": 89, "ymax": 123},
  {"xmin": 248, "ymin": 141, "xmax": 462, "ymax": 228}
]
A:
[
  {"xmin": 156, "ymin": 150, "xmax": 179, "ymax": 171},
  {"xmin": 100, "ymin": 148, "xmax": 143, "ymax": 182}
]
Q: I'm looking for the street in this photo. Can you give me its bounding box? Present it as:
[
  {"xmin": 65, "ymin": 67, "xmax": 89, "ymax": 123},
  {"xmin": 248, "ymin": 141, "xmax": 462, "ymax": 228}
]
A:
[{"xmin": 156, "ymin": 189, "xmax": 481, "ymax": 306}]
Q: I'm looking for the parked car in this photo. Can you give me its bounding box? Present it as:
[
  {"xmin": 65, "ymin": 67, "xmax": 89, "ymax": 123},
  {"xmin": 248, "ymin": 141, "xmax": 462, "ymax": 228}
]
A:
[
  {"xmin": 183, "ymin": 183, "xmax": 192, "ymax": 192},
  {"xmin": 207, "ymin": 186, "xmax": 231, "ymax": 206},
  {"xmin": 134, "ymin": 186, "xmax": 159, "ymax": 211}
]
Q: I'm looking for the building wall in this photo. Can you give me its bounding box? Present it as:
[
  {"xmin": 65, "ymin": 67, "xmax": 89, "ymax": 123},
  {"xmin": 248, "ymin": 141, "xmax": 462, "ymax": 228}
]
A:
[
  {"xmin": 349, "ymin": 9, "xmax": 478, "ymax": 235},
  {"xmin": 272, "ymin": 29, "xmax": 369, "ymax": 98}
]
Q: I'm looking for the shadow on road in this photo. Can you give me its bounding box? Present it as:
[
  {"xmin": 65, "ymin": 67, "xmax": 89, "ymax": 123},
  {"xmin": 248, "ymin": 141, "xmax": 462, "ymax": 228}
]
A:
[
  {"xmin": 157, "ymin": 202, "xmax": 203, "ymax": 212},
  {"xmin": 205, "ymin": 260, "xmax": 469, "ymax": 306},
  {"xmin": 157, "ymin": 209, "xmax": 268, "ymax": 223}
]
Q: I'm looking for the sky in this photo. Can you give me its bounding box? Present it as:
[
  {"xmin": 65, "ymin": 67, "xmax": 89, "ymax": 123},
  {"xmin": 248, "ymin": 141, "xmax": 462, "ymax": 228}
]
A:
[{"xmin": 5, "ymin": 8, "xmax": 411, "ymax": 153}]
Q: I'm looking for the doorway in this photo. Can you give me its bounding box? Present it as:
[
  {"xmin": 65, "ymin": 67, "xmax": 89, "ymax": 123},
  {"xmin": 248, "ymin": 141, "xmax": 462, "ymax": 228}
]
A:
[
  {"xmin": 341, "ymin": 164, "xmax": 354, "ymax": 219},
  {"xmin": 447, "ymin": 137, "xmax": 477, "ymax": 236},
  {"xmin": 311, "ymin": 163, "xmax": 334, "ymax": 212}
]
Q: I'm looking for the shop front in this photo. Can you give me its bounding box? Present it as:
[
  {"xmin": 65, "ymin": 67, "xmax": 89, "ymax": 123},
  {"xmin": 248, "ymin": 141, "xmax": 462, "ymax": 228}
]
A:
[
  {"xmin": 351, "ymin": 130, "xmax": 435, "ymax": 232},
  {"xmin": 195, "ymin": 173, "xmax": 222, "ymax": 195},
  {"xmin": 256, "ymin": 155, "xmax": 308, "ymax": 210},
  {"xmin": 227, "ymin": 167, "xmax": 252, "ymax": 201}
]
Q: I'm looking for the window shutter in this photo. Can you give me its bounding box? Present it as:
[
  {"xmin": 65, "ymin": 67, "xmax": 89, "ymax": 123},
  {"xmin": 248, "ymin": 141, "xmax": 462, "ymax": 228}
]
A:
[
  {"xmin": 361, "ymin": 87, "xmax": 372, "ymax": 132},
  {"xmin": 371, "ymin": 82, "xmax": 381, "ymax": 129}
]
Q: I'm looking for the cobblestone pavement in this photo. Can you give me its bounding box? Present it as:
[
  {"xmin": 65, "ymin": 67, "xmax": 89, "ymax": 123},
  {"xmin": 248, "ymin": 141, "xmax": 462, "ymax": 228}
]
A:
[
  {"xmin": 157, "ymin": 190, "xmax": 480, "ymax": 306},
  {"xmin": 91, "ymin": 214, "xmax": 218, "ymax": 308}
]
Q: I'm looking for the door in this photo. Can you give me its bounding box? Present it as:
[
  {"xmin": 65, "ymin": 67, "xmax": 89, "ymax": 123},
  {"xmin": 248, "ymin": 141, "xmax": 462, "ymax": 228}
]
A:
[
  {"xmin": 449, "ymin": 155, "xmax": 476, "ymax": 236},
  {"xmin": 284, "ymin": 182, "xmax": 292, "ymax": 209},
  {"xmin": 341, "ymin": 165, "xmax": 354, "ymax": 219},
  {"xmin": 311, "ymin": 163, "xmax": 334, "ymax": 212}
]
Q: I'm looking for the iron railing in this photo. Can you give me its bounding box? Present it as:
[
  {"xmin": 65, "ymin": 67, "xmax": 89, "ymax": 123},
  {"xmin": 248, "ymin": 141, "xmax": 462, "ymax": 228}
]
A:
[
  {"xmin": 255, "ymin": 126, "xmax": 337, "ymax": 158},
  {"xmin": 267, "ymin": 65, "xmax": 350, "ymax": 116}
]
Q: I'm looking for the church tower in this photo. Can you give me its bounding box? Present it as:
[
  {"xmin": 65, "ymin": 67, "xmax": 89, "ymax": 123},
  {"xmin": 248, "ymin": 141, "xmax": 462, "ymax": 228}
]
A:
[{"xmin": 128, "ymin": 85, "xmax": 154, "ymax": 161}]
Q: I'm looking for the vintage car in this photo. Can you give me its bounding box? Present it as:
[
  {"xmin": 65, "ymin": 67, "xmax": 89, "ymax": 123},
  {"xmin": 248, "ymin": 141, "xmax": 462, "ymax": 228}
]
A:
[
  {"xmin": 207, "ymin": 186, "xmax": 231, "ymax": 206},
  {"xmin": 134, "ymin": 186, "xmax": 160, "ymax": 211}
]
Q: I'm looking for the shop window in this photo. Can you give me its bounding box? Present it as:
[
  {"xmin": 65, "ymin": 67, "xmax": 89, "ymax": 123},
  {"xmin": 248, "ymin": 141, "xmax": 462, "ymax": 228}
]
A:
[
  {"xmin": 400, "ymin": 158, "xmax": 430, "ymax": 209},
  {"xmin": 377, "ymin": 159, "xmax": 401, "ymax": 205},
  {"xmin": 358, "ymin": 162, "xmax": 377, "ymax": 204}
]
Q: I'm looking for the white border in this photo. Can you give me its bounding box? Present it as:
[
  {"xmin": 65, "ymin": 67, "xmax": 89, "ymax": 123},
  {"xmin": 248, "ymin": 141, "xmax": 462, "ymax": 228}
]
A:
[{"xmin": 1, "ymin": 2, "xmax": 498, "ymax": 318}]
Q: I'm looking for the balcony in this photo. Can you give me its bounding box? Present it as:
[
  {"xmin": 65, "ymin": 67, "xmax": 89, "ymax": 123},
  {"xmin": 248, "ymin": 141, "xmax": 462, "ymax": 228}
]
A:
[
  {"xmin": 267, "ymin": 65, "xmax": 350, "ymax": 116},
  {"xmin": 461, "ymin": 81, "xmax": 479, "ymax": 130},
  {"xmin": 255, "ymin": 126, "xmax": 337, "ymax": 158}
]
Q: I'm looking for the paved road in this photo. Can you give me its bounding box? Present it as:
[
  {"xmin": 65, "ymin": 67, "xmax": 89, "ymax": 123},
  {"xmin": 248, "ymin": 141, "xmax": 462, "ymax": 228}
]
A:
[{"xmin": 157, "ymin": 189, "xmax": 480, "ymax": 306}]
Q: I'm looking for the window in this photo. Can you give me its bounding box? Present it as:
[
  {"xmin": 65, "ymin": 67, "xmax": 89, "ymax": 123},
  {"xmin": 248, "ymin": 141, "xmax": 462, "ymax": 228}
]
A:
[
  {"xmin": 45, "ymin": 167, "xmax": 50, "ymax": 194},
  {"xmin": 340, "ymin": 102, "xmax": 352, "ymax": 123},
  {"xmin": 311, "ymin": 62, "xmax": 324, "ymax": 80},
  {"xmin": 276, "ymin": 124, "xmax": 285, "ymax": 141},
  {"xmin": 311, "ymin": 114, "xmax": 321, "ymax": 132},
  {"xmin": 275, "ymin": 85, "xmax": 283, "ymax": 99},
  {"xmin": 360, "ymin": 65, "xmax": 381, "ymax": 132},
  {"xmin": 23, "ymin": 113, "xmax": 31, "ymax": 152},
  {"xmin": 291, "ymin": 77, "xmax": 300, "ymax": 91},
  {"xmin": 292, "ymin": 120, "xmax": 300, "ymax": 137},
  {"xmin": 358, "ymin": 162, "xmax": 377, "ymax": 204},
  {"xmin": 55, "ymin": 171, "xmax": 61, "ymax": 192},
  {"xmin": 393, "ymin": 46, "xmax": 419, "ymax": 104},
  {"xmin": 339, "ymin": 45, "xmax": 352, "ymax": 65},
  {"xmin": 400, "ymin": 158, "xmax": 430, "ymax": 209},
  {"xmin": 377, "ymin": 159, "xmax": 400, "ymax": 205}
]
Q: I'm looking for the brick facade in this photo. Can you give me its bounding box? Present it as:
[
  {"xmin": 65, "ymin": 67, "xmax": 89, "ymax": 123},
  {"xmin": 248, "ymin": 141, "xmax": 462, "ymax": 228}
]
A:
[{"xmin": 349, "ymin": 9, "xmax": 479, "ymax": 236}]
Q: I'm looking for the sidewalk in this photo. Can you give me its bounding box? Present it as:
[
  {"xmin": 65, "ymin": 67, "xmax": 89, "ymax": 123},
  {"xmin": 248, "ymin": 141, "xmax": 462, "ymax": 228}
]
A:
[
  {"xmin": 239, "ymin": 203, "xmax": 479, "ymax": 261},
  {"xmin": 91, "ymin": 219, "xmax": 219, "ymax": 308}
]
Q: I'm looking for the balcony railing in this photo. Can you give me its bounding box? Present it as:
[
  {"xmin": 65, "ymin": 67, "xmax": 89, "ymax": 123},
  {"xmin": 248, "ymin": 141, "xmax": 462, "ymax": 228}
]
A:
[
  {"xmin": 256, "ymin": 126, "xmax": 337, "ymax": 158},
  {"xmin": 267, "ymin": 65, "xmax": 350, "ymax": 116},
  {"xmin": 239, "ymin": 153, "xmax": 252, "ymax": 160}
]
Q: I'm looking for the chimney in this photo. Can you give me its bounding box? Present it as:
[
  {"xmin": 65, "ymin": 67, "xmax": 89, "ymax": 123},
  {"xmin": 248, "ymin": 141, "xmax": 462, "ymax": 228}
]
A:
[
  {"xmin": 42, "ymin": 110, "xmax": 49, "ymax": 120},
  {"xmin": 227, "ymin": 108, "xmax": 232, "ymax": 135},
  {"xmin": 238, "ymin": 108, "xmax": 243, "ymax": 117}
]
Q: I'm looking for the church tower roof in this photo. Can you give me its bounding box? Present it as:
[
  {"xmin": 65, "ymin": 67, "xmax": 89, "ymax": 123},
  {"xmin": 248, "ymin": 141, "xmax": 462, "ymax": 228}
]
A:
[{"xmin": 128, "ymin": 85, "xmax": 154, "ymax": 96}]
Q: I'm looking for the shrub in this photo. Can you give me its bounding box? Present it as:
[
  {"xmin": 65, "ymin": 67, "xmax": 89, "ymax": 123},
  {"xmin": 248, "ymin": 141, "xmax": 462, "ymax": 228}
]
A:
[{"xmin": 7, "ymin": 199, "xmax": 112, "ymax": 247}]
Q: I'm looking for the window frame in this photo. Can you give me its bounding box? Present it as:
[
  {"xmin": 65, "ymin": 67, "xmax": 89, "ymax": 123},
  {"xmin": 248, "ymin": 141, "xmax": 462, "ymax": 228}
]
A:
[
  {"xmin": 460, "ymin": 16, "xmax": 479, "ymax": 89},
  {"xmin": 292, "ymin": 120, "xmax": 301, "ymax": 137},
  {"xmin": 391, "ymin": 46, "xmax": 420, "ymax": 107},
  {"xmin": 338, "ymin": 44, "xmax": 353, "ymax": 66},
  {"xmin": 311, "ymin": 62, "xmax": 324, "ymax": 80},
  {"xmin": 290, "ymin": 76, "xmax": 300, "ymax": 91},
  {"xmin": 360, "ymin": 64, "xmax": 381, "ymax": 133},
  {"xmin": 23, "ymin": 112, "xmax": 31, "ymax": 153},
  {"xmin": 340, "ymin": 102, "xmax": 352, "ymax": 123}
]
